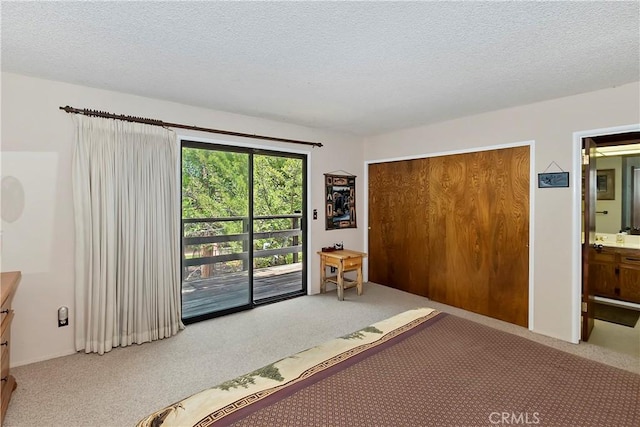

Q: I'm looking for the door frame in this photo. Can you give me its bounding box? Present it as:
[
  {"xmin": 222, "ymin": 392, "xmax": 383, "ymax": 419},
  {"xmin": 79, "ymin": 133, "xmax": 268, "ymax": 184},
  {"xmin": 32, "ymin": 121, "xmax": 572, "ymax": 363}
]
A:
[
  {"xmin": 363, "ymin": 140, "xmax": 536, "ymax": 331},
  {"xmin": 571, "ymin": 124, "xmax": 640, "ymax": 343},
  {"xmin": 178, "ymin": 133, "xmax": 314, "ymax": 300}
]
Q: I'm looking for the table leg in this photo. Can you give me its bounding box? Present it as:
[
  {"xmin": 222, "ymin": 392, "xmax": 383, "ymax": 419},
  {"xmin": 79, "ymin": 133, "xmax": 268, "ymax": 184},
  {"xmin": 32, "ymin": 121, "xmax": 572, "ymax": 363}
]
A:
[
  {"xmin": 356, "ymin": 265, "xmax": 363, "ymax": 296},
  {"xmin": 320, "ymin": 257, "xmax": 326, "ymax": 293},
  {"xmin": 337, "ymin": 263, "xmax": 344, "ymax": 301}
]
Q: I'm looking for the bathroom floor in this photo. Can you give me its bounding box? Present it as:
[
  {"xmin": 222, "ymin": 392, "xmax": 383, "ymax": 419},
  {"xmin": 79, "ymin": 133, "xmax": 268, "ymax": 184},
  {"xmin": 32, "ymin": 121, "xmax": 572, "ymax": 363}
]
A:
[{"xmin": 587, "ymin": 316, "xmax": 640, "ymax": 358}]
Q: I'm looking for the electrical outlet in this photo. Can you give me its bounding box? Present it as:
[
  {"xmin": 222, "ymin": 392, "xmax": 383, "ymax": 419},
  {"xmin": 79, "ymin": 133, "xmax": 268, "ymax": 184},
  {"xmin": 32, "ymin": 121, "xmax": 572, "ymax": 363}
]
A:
[{"xmin": 58, "ymin": 306, "xmax": 69, "ymax": 327}]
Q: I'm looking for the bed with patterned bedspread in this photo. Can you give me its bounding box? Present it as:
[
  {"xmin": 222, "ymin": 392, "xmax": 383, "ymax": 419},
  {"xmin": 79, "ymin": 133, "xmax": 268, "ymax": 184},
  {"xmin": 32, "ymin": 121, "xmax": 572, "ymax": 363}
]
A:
[{"xmin": 137, "ymin": 307, "xmax": 640, "ymax": 427}]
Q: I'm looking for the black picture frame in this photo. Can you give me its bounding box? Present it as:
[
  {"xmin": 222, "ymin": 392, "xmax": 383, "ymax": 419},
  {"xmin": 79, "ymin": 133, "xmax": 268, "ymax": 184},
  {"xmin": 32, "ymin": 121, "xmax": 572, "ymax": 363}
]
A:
[
  {"xmin": 538, "ymin": 172, "xmax": 569, "ymax": 188},
  {"xmin": 324, "ymin": 174, "xmax": 356, "ymax": 230}
]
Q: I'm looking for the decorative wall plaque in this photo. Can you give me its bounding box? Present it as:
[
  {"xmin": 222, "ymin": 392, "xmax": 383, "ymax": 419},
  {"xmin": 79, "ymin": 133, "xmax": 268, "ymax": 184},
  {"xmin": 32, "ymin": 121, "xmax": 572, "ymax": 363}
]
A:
[{"xmin": 324, "ymin": 173, "xmax": 356, "ymax": 230}]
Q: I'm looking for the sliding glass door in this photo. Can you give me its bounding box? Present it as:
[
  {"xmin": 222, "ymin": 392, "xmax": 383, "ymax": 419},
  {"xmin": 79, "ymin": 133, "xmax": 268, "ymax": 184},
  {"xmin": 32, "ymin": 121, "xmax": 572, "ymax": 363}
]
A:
[
  {"xmin": 181, "ymin": 141, "xmax": 306, "ymax": 323},
  {"xmin": 252, "ymin": 153, "xmax": 305, "ymax": 303},
  {"xmin": 181, "ymin": 147, "xmax": 251, "ymax": 319}
]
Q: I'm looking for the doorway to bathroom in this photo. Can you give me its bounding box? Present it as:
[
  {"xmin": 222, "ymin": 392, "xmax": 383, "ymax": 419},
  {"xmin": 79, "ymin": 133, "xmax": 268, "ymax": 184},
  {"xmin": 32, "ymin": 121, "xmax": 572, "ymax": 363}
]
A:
[{"xmin": 580, "ymin": 129, "xmax": 640, "ymax": 355}]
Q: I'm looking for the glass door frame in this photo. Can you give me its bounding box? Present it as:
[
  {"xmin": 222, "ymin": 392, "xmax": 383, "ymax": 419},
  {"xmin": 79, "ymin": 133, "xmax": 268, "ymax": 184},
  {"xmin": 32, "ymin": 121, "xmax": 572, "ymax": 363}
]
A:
[{"xmin": 180, "ymin": 139, "xmax": 308, "ymax": 324}]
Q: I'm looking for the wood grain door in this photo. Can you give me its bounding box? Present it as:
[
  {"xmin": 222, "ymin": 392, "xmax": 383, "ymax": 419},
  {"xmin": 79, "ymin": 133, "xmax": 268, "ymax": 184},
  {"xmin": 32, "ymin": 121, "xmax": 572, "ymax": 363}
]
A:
[
  {"xmin": 428, "ymin": 147, "xmax": 529, "ymax": 326},
  {"xmin": 368, "ymin": 158, "xmax": 430, "ymax": 297},
  {"xmin": 582, "ymin": 137, "xmax": 597, "ymax": 341},
  {"xmin": 368, "ymin": 146, "xmax": 530, "ymax": 327}
]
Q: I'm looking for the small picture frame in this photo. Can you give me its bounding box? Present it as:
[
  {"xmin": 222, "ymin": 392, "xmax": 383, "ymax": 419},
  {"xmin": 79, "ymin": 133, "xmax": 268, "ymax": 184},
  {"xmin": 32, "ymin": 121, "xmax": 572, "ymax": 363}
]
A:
[
  {"xmin": 538, "ymin": 172, "xmax": 569, "ymax": 188},
  {"xmin": 596, "ymin": 169, "xmax": 615, "ymax": 200}
]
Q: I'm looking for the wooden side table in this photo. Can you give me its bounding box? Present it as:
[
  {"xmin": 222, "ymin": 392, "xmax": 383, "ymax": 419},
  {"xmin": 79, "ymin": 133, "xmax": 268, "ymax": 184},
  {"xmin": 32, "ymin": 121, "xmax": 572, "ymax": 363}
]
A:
[{"xmin": 318, "ymin": 249, "xmax": 367, "ymax": 300}]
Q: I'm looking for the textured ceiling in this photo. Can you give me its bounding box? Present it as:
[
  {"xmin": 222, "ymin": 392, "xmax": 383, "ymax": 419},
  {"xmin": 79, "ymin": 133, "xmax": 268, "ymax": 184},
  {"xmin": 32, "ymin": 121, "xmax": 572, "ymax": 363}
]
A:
[{"xmin": 2, "ymin": 1, "xmax": 639, "ymax": 136}]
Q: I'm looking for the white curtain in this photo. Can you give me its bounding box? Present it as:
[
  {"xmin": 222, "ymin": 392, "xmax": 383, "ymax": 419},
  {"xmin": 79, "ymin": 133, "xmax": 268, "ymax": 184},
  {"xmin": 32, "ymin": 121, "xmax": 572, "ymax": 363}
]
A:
[{"xmin": 73, "ymin": 115, "xmax": 184, "ymax": 355}]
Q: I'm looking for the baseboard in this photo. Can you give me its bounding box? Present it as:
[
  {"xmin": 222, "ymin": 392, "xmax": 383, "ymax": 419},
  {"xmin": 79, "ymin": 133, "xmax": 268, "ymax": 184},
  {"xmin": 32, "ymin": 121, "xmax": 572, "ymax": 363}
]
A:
[{"xmin": 11, "ymin": 349, "xmax": 77, "ymax": 368}]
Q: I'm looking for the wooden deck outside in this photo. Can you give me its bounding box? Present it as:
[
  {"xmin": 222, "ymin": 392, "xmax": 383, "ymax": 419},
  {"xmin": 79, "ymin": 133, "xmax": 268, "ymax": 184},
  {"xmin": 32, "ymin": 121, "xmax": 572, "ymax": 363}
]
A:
[{"xmin": 182, "ymin": 263, "xmax": 303, "ymax": 319}]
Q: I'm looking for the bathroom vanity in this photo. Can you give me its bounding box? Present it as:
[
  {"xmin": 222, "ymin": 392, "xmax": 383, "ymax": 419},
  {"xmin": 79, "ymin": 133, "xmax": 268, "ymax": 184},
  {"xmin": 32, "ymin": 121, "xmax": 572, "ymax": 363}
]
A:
[{"xmin": 590, "ymin": 236, "xmax": 640, "ymax": 303}]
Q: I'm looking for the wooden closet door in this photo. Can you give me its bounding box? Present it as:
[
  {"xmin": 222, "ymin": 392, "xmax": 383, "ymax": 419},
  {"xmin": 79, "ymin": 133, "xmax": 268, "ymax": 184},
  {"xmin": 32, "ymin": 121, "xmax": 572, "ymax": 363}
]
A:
[
  {"xmin": 427, "ymin": 146, "xmax": 529, "ymax": 327},
  {"xmin": 368, "ymin": 146, "xmax": 529, "ymax": 327},
  {"xmin": 368, "ymin": 159, "xmax": 430, "ymax": 297}
]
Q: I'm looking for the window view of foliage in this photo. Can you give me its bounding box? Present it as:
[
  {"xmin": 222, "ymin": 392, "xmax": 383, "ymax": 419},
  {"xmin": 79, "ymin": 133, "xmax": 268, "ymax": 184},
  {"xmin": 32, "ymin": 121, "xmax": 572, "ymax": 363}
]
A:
[
  {"xmin": 183, "ymin": 149, "xmax": 249, "ymax": 220},
  {"xmin": 182, "ymin": 148, "xmax": 303, "ymax": 279}
]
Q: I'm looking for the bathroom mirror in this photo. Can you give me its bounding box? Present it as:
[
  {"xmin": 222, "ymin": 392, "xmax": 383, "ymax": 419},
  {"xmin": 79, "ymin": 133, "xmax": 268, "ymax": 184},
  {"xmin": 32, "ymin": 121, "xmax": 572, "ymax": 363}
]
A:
[{"xmin": 594, "ymin": 154, "xmax": 640, "ymax": 234}]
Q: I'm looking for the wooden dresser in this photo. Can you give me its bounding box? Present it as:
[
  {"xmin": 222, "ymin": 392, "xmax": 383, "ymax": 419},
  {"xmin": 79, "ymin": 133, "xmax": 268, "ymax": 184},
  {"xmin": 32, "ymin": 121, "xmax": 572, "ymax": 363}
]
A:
[{"xmin": 1, "ymin": 271, "xmax": 20, "ymax": 425}]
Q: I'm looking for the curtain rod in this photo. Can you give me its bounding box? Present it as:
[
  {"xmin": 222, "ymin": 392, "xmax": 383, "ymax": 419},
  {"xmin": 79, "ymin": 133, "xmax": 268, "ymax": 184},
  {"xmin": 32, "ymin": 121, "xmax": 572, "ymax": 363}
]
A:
[{"xmin": 59, "ymin": 105, "xmax": 323, "ymax": 148}]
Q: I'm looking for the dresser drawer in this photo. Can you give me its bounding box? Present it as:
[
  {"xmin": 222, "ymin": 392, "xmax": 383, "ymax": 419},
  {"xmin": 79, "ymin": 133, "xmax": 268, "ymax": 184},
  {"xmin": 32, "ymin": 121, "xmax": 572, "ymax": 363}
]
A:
[
  {"xmin": 1, "ymin": 309, "xmax": 13, "ymax": 338},
  {"xmin": 0, "ymin": 298, "xmax": 11, "ymax": 327},
  {"xmin": 343, "ymin": 257, "xmax": 362, "ymax": 270},
  {"xmin": 1, "ymin": 322, "xmax": 10, "ymax": 382},
  {"xmin": 0, "ymin": 372, "xmax": 16, "ymax": 425},
  {"xmin": 0, "ymin": 311, "xmax": 13, "ymax": 383},
  {"xmin": 619, "ymin": 251, "xmax": 640, "ymax": 267},
  {"xmin": 590, "ymin": 248, "xmax": 617, "ymax": 263}
]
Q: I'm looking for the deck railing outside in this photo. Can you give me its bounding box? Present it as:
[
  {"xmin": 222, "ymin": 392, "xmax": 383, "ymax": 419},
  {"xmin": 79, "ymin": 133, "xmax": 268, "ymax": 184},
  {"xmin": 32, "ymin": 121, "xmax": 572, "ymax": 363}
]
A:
[{"xmin": 182, "ymin": 214, "xmax": 303, "ymax": 281}]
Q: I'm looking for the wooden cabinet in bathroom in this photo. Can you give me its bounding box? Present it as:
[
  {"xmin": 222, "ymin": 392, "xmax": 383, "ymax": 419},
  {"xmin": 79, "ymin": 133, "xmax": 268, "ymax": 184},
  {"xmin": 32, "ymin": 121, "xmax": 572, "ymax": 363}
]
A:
[
  {"xmin": 589, "ymin": 246, "xmax": 640, "ymax": 304},
  {"xmin": 618, "ymin": 250, "xmax": 640, "ymax": 303},
  {"xmin": 589, "ymin": 247, "xmax": 618, "ymax": 297}
]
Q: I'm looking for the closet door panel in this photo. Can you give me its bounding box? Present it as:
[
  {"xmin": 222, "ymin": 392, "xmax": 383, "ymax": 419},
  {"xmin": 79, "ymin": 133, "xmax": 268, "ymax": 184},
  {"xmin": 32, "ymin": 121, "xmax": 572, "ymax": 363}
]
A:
[
  {"xmin": 427, "ymin": 152, "xmax": 490, "ymax": 313},
  {"xmin": 427, "ymin": 146, "xmax": 529, "ymax": 327},
  {"xmin": 368, "ymin": 159, "xmax": 429, "ymax": 296}
]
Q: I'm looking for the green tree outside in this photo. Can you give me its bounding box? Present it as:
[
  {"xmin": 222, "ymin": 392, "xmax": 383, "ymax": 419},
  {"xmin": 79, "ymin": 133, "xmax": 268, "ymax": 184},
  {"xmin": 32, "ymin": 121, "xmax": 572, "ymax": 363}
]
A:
[{"xmin": 182, "ymin": 148, "xmax": 303, "ymax": 275}]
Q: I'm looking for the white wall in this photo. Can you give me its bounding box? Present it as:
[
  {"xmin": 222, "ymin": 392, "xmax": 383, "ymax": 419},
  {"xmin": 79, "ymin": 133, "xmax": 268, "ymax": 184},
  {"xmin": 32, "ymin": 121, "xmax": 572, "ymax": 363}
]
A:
[
  {"xmin": 363, "ymin": 82, "xmax": 640, "ymax": 343},
  {"xmin": 1, "ymin": 72, "xmax": 364, "ymax": 366}
]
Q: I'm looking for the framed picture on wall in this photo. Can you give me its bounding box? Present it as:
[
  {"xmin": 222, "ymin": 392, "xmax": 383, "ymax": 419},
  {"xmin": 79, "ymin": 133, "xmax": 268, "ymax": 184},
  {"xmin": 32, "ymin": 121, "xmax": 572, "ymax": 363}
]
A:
[
  {"xmin": 538, "ymin": 172, "xmax": 569, "ymax": 188},
  {"xmin": 324, "ymin": 173, "xmax": 356, "ymax": 230},
  {"xmin": 596, "ymin": 169, "xmax": 615, "ymax": 200}
]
